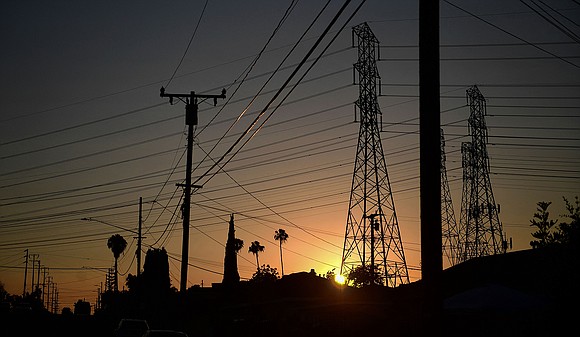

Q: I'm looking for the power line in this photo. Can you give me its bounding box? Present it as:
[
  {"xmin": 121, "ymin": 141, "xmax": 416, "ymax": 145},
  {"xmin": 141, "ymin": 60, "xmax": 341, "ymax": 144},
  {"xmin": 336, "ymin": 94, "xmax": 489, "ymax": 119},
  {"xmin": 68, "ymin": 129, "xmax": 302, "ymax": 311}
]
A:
[
  {"xmin": 443, "ymin": 0, "xmax": 580, "ymax": 69},
  {"xmin": 193, "ymin": 0, "xmax": 334, "ymax": 177},
  {"xmin": 520, "ymin": 0, "xmax": 580, "ymax": 43},
  {"xmin": 164, "ymin": 0, "xmax": 209, "ymax": 88},
  {"xmin": 192, "ymin": 0, "xmax": 364, "ymax": 187}
]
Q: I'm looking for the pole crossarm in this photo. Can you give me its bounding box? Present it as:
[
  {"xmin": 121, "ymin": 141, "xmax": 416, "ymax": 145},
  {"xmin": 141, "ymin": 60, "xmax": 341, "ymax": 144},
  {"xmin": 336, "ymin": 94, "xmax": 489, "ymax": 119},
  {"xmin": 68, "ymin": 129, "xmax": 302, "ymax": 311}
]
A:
[{"xmin": 160, "ymin": 87, "xmax": 226, "ymax": 106}]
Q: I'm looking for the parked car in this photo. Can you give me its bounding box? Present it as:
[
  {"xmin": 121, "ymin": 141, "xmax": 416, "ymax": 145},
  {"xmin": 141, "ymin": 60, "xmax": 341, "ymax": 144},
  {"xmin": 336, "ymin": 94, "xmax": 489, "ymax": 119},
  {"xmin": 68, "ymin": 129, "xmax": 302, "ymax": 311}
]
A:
[
  {"xmin": 142, "ymin": 330, "xmax": 188, "ymax": 337},
  {"xmin": 113, "ymin": 318, "xmax": 150, "ymax": 337}
]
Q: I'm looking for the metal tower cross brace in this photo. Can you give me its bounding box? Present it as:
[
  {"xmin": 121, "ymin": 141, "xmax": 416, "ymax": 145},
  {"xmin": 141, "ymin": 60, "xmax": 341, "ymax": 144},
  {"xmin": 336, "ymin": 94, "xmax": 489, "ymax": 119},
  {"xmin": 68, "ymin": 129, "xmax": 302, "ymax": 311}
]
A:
[
  {"xmin": 340, "ymin": 22, "xmax": 409, "ymax": 287},
  {"xmin": 458, "ymin": 85, "xmax": 505, "ymax": 262},
  {"xmin": 441, "ymin": 129, "xmax": 461, "ymax": 267}
]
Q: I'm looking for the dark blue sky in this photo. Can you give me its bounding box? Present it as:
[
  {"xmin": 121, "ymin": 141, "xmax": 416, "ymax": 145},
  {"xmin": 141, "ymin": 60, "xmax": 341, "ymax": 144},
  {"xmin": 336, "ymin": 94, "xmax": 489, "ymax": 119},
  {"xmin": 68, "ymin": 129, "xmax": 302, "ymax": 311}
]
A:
[{"xmin": 1, "ymin": 0, "xmax": 579, "ymax": 306}]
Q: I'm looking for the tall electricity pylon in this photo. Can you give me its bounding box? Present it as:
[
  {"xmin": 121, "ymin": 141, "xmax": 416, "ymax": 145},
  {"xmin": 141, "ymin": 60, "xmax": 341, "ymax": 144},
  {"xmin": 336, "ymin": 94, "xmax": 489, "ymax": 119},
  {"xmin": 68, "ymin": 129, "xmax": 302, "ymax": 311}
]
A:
[
  {"xmin": 458, "ymin": 85, "xmax": 505, "ymax": 262},
  {"xmin": 340, "ymin": 22, "xmax": 409, "ymax": 287},
  {"xmin": 441, "ymin": 129, "xmax": 461, "ymax": 267}
]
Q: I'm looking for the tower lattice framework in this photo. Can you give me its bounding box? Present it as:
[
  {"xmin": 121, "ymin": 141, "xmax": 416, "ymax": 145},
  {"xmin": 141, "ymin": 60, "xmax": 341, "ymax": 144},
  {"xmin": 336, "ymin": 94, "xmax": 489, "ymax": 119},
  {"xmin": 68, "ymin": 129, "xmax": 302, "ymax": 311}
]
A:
[
  {"xmin": 340, "ymin": 22, "xmax": 409, "ymax": 287},
  {"xmin": 441, "ymin": 129, "xmax": 461, "ymax": 267},
  {"xmin": 459, "ymin": 85, "xmax": 505, "ymax": 262}
]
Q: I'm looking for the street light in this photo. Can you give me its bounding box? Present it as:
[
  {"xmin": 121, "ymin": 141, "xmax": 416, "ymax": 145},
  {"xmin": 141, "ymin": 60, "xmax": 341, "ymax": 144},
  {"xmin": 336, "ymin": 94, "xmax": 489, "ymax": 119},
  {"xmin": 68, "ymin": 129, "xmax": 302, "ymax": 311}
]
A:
[{"xmin": 81, "ymin": 217, "xmax": 138, "ymax": 234}]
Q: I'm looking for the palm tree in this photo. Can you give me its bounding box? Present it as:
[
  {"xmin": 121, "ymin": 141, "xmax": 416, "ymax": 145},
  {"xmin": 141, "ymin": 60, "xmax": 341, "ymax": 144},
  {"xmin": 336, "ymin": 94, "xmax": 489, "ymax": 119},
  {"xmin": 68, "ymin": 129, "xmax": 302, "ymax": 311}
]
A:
[
  {"xmin": 248, "ymin": 241, "xmax": 265, "ymax": 271},
  {"xmin": 274, "ymin": 229, "xmax": 288, "ymax": 276},
  {"xmin": 233, "ymin": 238, "xmax": 244, "ymax": 254},
  {"xmin": 107, "ymin": 234, "xmax": 127, "ymax": 291}
]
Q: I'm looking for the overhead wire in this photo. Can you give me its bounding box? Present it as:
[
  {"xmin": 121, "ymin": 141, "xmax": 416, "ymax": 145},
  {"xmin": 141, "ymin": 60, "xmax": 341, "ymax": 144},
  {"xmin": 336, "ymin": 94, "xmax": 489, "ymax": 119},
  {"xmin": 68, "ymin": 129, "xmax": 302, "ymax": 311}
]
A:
[
  {"xmin": 193, "ymin": 0, "xmax": 332, "ymax": 175},
  {"xmin": 195, "ymin": 0, "xmax": 365, "ymax": 187},
  {"xmin": 2, "ymin": 0, "xmax": 576, "ymax": 284},
  {"xmin": 164, "ymin": 0, "xmax": 209, "ymax": 88},
  {"xmin": 520, "ymin": 0, "xmax": 580, "ymax": 43},
  {"xmin": 443, "ymin": 0, "xmax": 580, "ymax": 69},
  {"xmin": 196, "ymin": 0, "xmax": 304, "ymax": 141}
]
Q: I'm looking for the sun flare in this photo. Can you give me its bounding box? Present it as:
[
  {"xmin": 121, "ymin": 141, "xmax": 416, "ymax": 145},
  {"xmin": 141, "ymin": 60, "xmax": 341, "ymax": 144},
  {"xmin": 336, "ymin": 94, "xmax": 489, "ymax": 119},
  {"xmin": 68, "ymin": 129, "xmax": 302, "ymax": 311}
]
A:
[{"xmin": 334, "ymin": 274, "xmax": 346, "ymax": 285}]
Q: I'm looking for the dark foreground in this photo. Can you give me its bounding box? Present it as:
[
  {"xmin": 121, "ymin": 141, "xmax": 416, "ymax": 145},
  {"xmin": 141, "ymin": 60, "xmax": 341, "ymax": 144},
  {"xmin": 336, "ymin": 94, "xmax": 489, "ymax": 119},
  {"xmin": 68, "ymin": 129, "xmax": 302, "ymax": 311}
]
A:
[{"xmin": 2, "ymin": 247, "xmax": 577, "ymax": 337}]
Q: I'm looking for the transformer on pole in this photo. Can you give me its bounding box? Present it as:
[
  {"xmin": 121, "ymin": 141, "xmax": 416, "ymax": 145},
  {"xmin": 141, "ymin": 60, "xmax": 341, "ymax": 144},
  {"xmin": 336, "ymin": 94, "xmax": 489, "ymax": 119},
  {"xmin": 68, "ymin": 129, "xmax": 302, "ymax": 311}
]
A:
[
  {"xmin": 340, "ymin": 22, "xmax": 409, "ymax": 287},
  {"xmin": 459, "ymin": 85, "xmax": 505, "ymax": 262},
  {"xmin": 441, "ymin": 129, "xmax": 461, "ymax": 267}
]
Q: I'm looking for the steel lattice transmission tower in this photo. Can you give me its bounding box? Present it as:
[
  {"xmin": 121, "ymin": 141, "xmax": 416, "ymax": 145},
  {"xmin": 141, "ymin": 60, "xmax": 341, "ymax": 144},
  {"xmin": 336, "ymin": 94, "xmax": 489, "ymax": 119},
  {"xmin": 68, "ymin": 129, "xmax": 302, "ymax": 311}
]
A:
[
  {"xmin": 458, "ymin": 85, "xmax": 505, "ymax": 262},
  {"xmin": 340, "ymin": 22, "xmax": 409, "ymax": 287},
  {"xmin": 441, "ymin": 129, "xmax": 461, "ymax": 267}
]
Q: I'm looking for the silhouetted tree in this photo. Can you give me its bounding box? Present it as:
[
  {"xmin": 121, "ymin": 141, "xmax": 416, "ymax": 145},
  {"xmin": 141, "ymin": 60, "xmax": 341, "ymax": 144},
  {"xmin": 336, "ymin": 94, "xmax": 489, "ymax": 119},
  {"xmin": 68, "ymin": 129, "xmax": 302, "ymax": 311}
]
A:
[
  {"xmin": 107, "ymin": 234, "xmax": 127, "ymax": 291},
  {"xmin": 558, "ymin": 196, "xmax": 579, "ymax": 248},
  {"xmin": 125, "ymin": 248, "xmax": 171, "ymax": 294},
  {"xmin": 125, "ymin": 247, "xmax": 174, "ymax": 318},
  {"xmin": 248, "ymin": 241, "xmax": 265, "ymax": 271},
  {"xmin": 274, "ymin": 229, "xmax": 288, "ymax": 276},
  {"xmin": 347, "ymin": 264, "xmax": 382, "ymax": 288},
  {"xmin": 325, "ymin": 268, "xmax": 336, "ymax": 281},
  {"xmin": 530, "ymin": 201, "xmax": 558, "ymax": 249},
  {"xmin": 142, "ymin": 247, "xmax": 171, "ymax": 292},
  {"xmin": 0, "ymin": 281, "xmax": 7, "ymax": 302},
  {"xmin": 249, "ymin": 264, "xmax": 279, "ymax": 284},
  {"xmin": 223, "ymin": 214, "xmax": 243, "ymax": 285}
]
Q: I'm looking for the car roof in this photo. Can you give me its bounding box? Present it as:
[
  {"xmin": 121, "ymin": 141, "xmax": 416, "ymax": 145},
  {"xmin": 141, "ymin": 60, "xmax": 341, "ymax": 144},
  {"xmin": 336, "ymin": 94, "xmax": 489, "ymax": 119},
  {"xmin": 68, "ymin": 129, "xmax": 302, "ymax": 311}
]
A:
[
  {"xmin": 117, "ymin": 319, "xmax": 149, "ymax": 328},
  {"xmin": 143, "ymin": 330, "xmax": 188, "ymax": 337}
]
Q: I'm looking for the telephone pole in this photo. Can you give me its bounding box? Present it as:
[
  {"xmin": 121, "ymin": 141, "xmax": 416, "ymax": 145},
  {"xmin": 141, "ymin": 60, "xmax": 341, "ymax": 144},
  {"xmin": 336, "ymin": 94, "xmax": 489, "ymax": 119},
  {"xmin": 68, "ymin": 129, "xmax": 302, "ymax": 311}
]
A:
[
  {"xmin": 42, "ymin": 267, "xmax": 48, "ymax": 308},
  {"xmin": 160, "ymin": 87, "xmax": 226, "ymax": 294},
  {"xmin": 137, "ymin": 197, "xmax": 144, "ymax": 277},
  {"xmin": 30, "ymin": 254, "xmax": 38, "ymax": 294},
  {"xmin": 23, "ymin": 249, "xmax": 28, "ymax": 296}
]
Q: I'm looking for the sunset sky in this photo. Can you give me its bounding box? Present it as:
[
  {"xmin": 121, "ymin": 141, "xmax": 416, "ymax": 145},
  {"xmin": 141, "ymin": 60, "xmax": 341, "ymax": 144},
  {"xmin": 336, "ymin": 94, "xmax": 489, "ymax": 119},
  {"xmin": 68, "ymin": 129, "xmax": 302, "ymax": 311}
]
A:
[{"xmin": 1, "ymin": 0, "xmax": 579, "ymax": 309}]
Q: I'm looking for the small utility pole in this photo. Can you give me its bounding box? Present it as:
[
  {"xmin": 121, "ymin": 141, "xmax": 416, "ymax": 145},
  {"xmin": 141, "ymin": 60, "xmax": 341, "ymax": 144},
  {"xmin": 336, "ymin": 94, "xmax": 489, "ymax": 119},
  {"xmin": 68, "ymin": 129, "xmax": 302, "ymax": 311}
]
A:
[
  {"xmin": 30, "ymin": 254, "xmax": 38, "ymax": 294},
  {"xmin": 23, "ymin": 249, "xmax": 28, "ymax": 296},
  {"xmin": 42, "ymin": 267, "xmax": 48, "ymax": 308},
  {"xmin": 46, "ymin": 276, "xmax": 52, "ymax": 311},
  {"xmin": 36, "ymin": 260, "xmax": 41, "ymax": 293},
  {"xmin": 160, "ymin": 87, "xmax": 226, "ymax": 295},
  {"xmin": 137, "ymin": 197, "xmax": 143, "ymax": 277},
  {"xmin": 30, "ymin": 255, "xmax": 35, "ymax": 290}
]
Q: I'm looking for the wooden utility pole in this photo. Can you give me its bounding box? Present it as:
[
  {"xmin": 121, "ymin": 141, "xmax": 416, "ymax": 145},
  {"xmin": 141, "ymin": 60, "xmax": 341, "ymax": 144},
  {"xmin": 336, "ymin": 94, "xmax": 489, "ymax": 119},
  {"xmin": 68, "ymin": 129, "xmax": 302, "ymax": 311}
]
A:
[
  {"xmin": 35, "ymin": 260, "xmax": 41, "ymax": 292},
  {"xmin": 46, "ymin": 276, "xmax": 52, "ymax": 311},
  {"xmin": 420, "ymin": 0, "xmax": 442, "ymax": 335},
  {"xmin": 30, "ymin": 254, "xmax": 38, "ymax": 294},
  {"xmin": 42, "ymin": 267, "xmax": 48, "ymax": 308},
  {"xmin": 137, "ymin": 197, "xmax": 143, "ymax": 277},
  {"xmin": 22, "ymin": 249, "xmax": 28, "ymax": 296},
  {"xmin": 160, "ymin": 87, "xmax": 226, "ymax": 295}
]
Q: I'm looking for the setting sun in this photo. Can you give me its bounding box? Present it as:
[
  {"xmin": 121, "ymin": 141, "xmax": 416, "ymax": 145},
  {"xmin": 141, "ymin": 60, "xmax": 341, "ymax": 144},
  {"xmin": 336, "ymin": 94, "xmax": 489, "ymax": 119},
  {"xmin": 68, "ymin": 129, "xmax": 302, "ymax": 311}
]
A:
[{"xmin": 334, "ymin": 274, "xmax": 346, "ymax": 285}]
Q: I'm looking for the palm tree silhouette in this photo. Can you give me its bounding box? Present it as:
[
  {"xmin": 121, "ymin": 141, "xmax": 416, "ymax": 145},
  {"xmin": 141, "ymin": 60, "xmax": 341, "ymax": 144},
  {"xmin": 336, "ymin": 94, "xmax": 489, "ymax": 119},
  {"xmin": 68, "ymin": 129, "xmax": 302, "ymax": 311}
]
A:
[
  {"xmin": 233, "ymin": 238, "xmax": 244, "ymax": 254},
  {"xmin": 274, "ymin": 229, "xmax": 288, "ymax": 276},
  {"xmin": 107, "ymin": 234, "xmax": 127, "ymax": 291},
  {"xmin": 248, "ymin": 241, "xmax": 265, "ymax": 271}
]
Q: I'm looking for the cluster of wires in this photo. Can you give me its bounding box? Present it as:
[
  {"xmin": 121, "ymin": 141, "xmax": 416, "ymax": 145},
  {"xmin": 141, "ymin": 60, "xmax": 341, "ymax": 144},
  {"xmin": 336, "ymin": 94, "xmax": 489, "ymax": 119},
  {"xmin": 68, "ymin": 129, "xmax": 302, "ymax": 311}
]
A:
[{"xmin": 1, "ymin": 0, "xmax": 579, "ymax": 306}]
